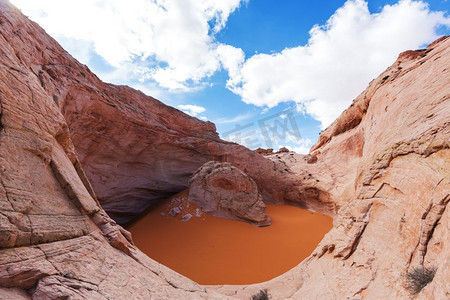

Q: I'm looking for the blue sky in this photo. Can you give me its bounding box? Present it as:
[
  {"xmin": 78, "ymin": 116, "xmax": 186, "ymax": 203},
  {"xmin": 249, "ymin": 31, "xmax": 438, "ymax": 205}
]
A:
[{"xmin": 11, "ymin": 0, "xmax": 450, "ymax": 153}]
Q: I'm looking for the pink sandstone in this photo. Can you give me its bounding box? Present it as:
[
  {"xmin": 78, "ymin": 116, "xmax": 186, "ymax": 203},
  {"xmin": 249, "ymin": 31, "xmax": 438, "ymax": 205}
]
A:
[
  {"xmin": 0, "ymin": 1, "xmax": 448, "ymax": 299},
  {"xmin": 188, "ymin": 161, "xmax": 271, "ymax": 226}
]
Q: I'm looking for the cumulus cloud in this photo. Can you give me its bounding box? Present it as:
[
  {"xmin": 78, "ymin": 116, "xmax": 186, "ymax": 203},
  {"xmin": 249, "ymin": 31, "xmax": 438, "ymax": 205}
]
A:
[
  {"xmin": 11, "ymin": 0, "xmax": 449, "ymax": 129},
  {"xmin": 11, "ymin": 0, "xmax": 246, "ymax": 90},
  {"xmin": 227, "ymin": 0, "xmax": 450, "ymax": 128},
  {"xmin": 216, "ymin": 44, "xmax": 245, "ymax": 92},
  {"xmin": 177, "ymin": 104, "xmax": 206, "ymax": 117}
]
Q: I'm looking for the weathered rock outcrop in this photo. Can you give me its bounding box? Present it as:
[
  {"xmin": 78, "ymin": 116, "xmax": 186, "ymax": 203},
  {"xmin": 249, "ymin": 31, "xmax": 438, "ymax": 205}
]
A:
[
  {"xmin": 0, "ymin": 2, "xmax": 226, "ymax": 299},
  {"xmin": 0, "ymin": 2, "xmax": 317, "ymax": 225},
  {"xmin": 210, "ymin": 37, "xmax": 450, "ymax": 299},
  {"xmin": 0, "ymin": 0, "xmax": 448, "ymax": 299},
  {"xmin": 188, "ymin": 161, "xmax": 270, "ymax": 226},
  {"xmin": 0, "ymin": 1, "xmax": 326, "ymax": 298}
]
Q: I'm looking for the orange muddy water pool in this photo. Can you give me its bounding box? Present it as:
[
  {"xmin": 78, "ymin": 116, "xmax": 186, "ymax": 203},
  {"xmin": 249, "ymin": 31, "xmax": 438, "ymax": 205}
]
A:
[{"xmin": 127, "ymin": 191, "xmax": 332, "ymax": 285}]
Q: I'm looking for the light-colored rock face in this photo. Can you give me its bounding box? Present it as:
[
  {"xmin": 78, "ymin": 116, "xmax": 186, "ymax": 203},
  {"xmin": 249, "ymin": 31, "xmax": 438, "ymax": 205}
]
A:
[
  {"xmin": 188, "ymin": 161, "xmax": 270, "ymax": 226},
  {"xmin": 0, "ymin": 0, "xmax": 448, "ymax": 299},
  {"xmin": 0, "ymin": 2, "xmax": 226, "ymax": 299},
  {"xmin": 0, "ymin": 2, "xmax": 316, "ymax": 225},
  {"xmin": 210, "ymin": 37, "xmax": 450, "ymax": 299}
]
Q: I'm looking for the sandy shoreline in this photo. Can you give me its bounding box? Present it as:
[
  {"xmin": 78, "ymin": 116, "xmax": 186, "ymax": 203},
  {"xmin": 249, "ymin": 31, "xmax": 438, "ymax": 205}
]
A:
[{"xmin": 127, "ymin": 191, "xmax": 333, "ymax": 285}]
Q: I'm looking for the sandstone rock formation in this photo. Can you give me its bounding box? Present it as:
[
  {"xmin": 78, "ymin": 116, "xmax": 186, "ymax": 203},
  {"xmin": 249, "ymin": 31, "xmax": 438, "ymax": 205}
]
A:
[
  {"xmin": 0, "ymin": 1, "xmax": 315, "ymax": 224},
  {"xmin": 210, "ymin": 37, "xmax": 450, "ymax": 299},
  {"xmin": 0, "ymin": 0, "xmax": 449, "ymax": 299},
  {"xmin": 0, "ymin": 2, "xmax": 226, "ymax": 299},
  {"xmin": 188, "ymin": 161, "xmax": 270, "ymax": 226},
  {"xmin": 254, "ymin": 148, "xmax": 274, "ymax": 155}
]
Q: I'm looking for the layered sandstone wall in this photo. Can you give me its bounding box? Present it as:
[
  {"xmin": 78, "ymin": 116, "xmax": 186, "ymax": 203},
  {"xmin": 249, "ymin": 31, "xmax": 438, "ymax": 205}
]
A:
[
  {"xmin": 0, "ymin": 2, "xmax": 227, "ymax": 298},
  {"xmin": 211, "ymin": 36, "xmax": 449, "ymax": 299},
  {"xmin": 0, "ymin": 0, "xmax": 448, "ymax": 299},
  {"xmin": 0, "ymin": 2, "xmax": 324, "ymax": 224},
  {"xmin": 0, "ymin": 2, "xmax": 323, "ymax": 226}
]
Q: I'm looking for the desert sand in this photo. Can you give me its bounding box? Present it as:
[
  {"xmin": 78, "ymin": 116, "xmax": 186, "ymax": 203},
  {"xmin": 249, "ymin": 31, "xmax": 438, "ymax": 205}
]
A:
[{"xmin": 127, "ymin": 191, "xmax": 333, "ymax": 285}]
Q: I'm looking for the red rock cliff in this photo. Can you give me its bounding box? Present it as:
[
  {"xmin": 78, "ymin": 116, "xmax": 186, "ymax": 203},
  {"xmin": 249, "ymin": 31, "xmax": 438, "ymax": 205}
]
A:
[
  {"xmin": 0, "ymin": 1, "xmax": 324, "ymax": 225},
  {"xmin": 0, "ymin": 1, "xmax": 229, "ymax": 298},
  {"xmin": 0, "ymin": 0, "xmax": 448, "ymax": 299},
  {"xmin": 211, "ymin": 37, "xmax": 449, "ymax": 299}
]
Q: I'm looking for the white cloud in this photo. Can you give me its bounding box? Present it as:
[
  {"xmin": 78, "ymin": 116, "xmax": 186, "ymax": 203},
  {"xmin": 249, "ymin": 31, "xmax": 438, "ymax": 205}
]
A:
[
  {"xmin": 216, "ymin": 44, "xmax": 245, "ymax": 92},
  {"xmin": 268, "ymin": 127, "xmax": 313, "ymax": 153},
  {"xmin": 226, "ymin": 0, "xmax": 450, "ymax": 128},
  {"xmin": 284, "ymin": 143, "xmax": 312, "ymax": 155},
  {"xmin": 270, "ymin": 137, "xmax": 313, "ymax": 154},
  {"xmin": 10, "ymin": 0, "xmax": 449, "ymax": 129},
  {"xmin": 11, "ymin": 0, "xmax": 246, "ymax": 90},
  {"xmin": 177, "ymin": 104, "xmax": 206, "ymax": 117}
]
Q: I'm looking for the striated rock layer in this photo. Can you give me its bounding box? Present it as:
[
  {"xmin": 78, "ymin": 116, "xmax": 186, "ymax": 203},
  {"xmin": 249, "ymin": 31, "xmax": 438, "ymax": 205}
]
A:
[
  {"xmin": 0, "ymin": 2, "xmax": 320, "ymax": 224},
  {"xmin": 210, "ymin": 37, "xmax": 450, "ymax": 299},
  {"xmin": 0, "ymin": 0, "xmax": 449, "ymax": 299},
  {"xmin": 0, "ymin": 2, "xmax": 227, "ymax": 299}
]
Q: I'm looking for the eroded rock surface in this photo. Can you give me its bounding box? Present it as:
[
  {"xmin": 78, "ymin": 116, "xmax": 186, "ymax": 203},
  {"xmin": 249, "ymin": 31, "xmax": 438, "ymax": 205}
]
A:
[
  {"xmin": 0, "ymin": 0, "xmax": 449, "ymax": 299},
  {"xmin": 0, "ymin": 2, "xmax": 313, "ymax": 224},
  {"xmin": 0, "ymin": 2, "xmax": 226, "ymax": 299},
  {"xmin": 210, "ymin": 37, "xmax": 450, "ymax": 299},
  {"xmin": 188, "ymin": 161, "xmax": 270, "ymax": 226}
]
